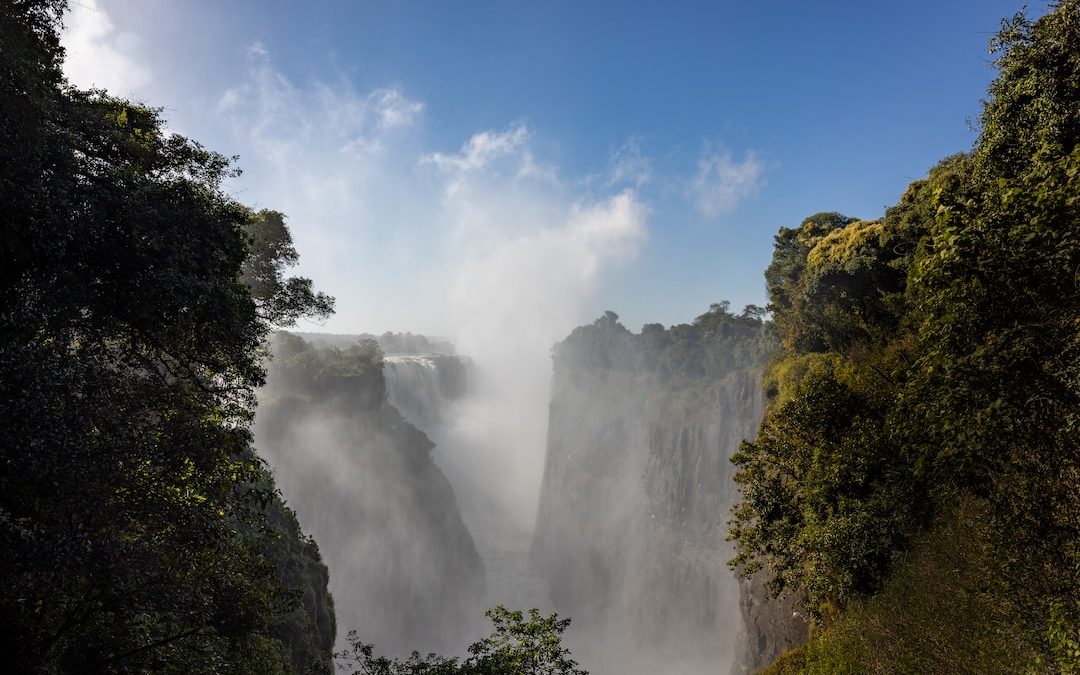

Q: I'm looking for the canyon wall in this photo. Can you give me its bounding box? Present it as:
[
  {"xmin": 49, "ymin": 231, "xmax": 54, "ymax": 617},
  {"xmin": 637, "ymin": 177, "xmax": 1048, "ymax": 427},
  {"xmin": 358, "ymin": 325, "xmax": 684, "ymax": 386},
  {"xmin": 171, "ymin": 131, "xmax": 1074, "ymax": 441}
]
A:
[
  {"xmin": 255, "ymin": 334, "xmax": 485, "ymax": 656},
  {"xmin": 532, "ymin": 310, "xmax": 803, "ymax": 673}
]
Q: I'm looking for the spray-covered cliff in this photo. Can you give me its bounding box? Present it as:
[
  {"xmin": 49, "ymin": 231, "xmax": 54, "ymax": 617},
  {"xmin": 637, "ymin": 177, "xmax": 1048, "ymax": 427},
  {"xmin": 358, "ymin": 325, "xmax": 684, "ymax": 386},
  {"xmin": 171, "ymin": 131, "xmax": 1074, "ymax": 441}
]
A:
[
  {"xmin": 382, "ymin": 352, "xmax": 554, "ymax": 624},
  {"xmin": 254, "ymin": 333, "xmax": 484, "ymax": 656},
  {"xmin": 383, "ymin": 354, "xmax": 468, "ymax": 430},
  {"xmin": 532, "ymin": 305, "xmax": 798, "ymax": 673}
]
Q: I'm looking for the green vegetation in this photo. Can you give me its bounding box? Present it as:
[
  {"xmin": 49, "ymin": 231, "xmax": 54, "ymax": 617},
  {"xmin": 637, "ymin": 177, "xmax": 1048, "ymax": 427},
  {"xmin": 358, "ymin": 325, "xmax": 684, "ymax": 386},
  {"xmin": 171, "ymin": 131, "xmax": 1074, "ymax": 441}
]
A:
[
  {"xmin": 731, "ymin": 1, "xmax": 1080, "ymax": 671},
  {"xmin": 7, "ymin": 0, "xmax": 1079, "ymax": 672},
  {"xmin": 291, "ymin": 331, "xmax": 456, "ymax": 356},
  {"xmin": 262, "ymin": 332, "xmax": 387, "ymax": 407},
  {"xmin": 339, "ymin": 607, "xmax": 586, "ymax": 675},
  {"xmin": 759, "ymin": 497, "xmax": 1034, "ymax": 674},
  {"xmin": 1, "ymin": 2, "xmax": 334, "ymax": 672},
  {"xmin": 554, "ymin": 304, "xmax": 775, "ymax": 382}
]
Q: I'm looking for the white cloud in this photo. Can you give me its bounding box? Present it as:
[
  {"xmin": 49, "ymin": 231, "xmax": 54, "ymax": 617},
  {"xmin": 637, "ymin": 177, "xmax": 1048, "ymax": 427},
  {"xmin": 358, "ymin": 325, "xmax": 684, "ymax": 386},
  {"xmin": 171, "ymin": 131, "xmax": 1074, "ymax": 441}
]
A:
[
  {"xmin": 691, "ymin": 146, "xmax": 765, "ymax": 218},
  {"xmin": 246, "ymin": 41, "xmax": 270, "ymax": 59},
  {"xmin": 212, "ymin": 45, "xmax": 438, "ymax": 332},
  {"xmin": 61, "ymin": 0, "xmax": 151, "ymax": 95},
  {"xmin": 370, "ymin": 88, "xmax": 425, "ymax": 130},
  {"xmin": 422, "ymin": 123, "xmax": 530, "ymax": 173},
  {"xmin": 448, "ymin": 187, "xmax": 647, "ymax": 346},
  {"xmin": 421, "ymin": 123, "xmax": 563, "ymax": 198}
]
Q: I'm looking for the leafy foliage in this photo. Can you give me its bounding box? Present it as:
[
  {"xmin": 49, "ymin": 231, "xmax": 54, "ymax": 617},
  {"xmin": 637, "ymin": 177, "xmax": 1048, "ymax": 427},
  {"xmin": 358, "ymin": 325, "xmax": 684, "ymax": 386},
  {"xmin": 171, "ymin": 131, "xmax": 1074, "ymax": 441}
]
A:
[
  {"xmin": 899, "ymin": 1, "xmax": 1080, "ymax": 656},
  {"xmin": 731, "ymin": 356, "xmax": 925, "ymax": 608},
  {"xmin": 241, "ymin": 210, "xmax": 334, "ymax": 327},
  {"xmin": 339, "ymin": 607, "xmax": 586, "ymax": 675},
  {"xmin": 1, "ymin": 2, "xmax": 334, "ymax": 672},
  {"xmin": 733, "ymin": 1, "xmax": 1080, "ymax": 669},
  {"xmin": 554, "ymin": 304, "xmax": 775, "ymax": 383}
]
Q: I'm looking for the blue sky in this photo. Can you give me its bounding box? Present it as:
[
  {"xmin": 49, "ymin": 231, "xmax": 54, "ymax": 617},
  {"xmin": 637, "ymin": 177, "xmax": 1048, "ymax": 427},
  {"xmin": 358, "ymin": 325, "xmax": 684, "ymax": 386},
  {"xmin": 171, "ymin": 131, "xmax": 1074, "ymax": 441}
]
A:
[{"xmin": 62, "ymin": 0, "xmax": 1051, "ymax": 339}]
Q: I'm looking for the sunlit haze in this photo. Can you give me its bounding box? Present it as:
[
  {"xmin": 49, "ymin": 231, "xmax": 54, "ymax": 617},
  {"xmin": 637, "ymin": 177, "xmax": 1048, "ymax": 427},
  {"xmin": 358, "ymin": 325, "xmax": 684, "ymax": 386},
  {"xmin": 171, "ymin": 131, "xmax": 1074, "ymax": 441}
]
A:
[{"xmin": 60, "ymin": 0, "xmax": 1043, "ymax": 335}]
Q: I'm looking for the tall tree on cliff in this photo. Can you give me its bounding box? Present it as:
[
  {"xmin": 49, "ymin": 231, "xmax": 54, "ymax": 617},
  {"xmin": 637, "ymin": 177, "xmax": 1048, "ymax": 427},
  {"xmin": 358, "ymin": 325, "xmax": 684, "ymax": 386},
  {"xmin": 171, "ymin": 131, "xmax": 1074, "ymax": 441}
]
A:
[
  {"xmin": 731, "ymin": 0, "xmax": 1080, "ymax": 667},
  {"xmin": 1, "ymin": 1, "xmax": 334, "ymax": 672},
  {"xmin": 904, "ymin": 0, "xmax": 1080, "ymax": 644}
]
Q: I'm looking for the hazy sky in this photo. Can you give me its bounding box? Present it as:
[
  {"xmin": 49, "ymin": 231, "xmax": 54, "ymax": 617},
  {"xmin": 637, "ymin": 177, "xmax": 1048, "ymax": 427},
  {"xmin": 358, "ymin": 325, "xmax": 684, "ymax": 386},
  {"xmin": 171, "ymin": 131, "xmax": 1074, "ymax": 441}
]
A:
[{"xmin": 61, "ymin": 0, "xmax": 1050, "ymax": 336}]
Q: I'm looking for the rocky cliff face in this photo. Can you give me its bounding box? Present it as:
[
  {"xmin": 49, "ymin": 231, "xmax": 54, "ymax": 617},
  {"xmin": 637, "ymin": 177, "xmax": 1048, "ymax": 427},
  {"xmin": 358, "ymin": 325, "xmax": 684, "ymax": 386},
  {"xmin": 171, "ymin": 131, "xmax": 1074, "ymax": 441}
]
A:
[
  {"xmin": 534, "ymin": 368, "xmax": 763, "ymax": 672},
  {"xmin": 736, "ymin": 572, "xmax": 807, "ymax": 674},
  {"xmin": 255, "ymin": 334, "xmax": 484, "ymax": 657},
  {"xmin": 531, "ymin": 310, "xmax": 804, "ymax": 674},
  {"xmin": 382, "ymin": 352, "xmax": 554, "ymax": 624}
]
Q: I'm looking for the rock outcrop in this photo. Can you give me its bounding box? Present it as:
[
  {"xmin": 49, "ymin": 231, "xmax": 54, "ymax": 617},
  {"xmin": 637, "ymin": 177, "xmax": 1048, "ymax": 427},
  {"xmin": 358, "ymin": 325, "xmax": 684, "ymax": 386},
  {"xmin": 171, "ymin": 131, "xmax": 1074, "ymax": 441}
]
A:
[{"xmin": 735, "ymin": 572, "xmax": 808, "ymax": 674}]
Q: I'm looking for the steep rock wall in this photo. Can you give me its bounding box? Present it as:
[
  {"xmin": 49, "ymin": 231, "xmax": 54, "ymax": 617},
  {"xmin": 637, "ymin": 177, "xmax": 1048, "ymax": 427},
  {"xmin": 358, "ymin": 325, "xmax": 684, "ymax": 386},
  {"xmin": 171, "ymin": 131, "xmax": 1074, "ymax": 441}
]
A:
[
  {"xmin": 383, "ymin": 352, "xmax": 553, "ymax": 620},
  {"xmin": 533, "ymin": 367, "xmax": 765, "ymax": 672},
  {"xmin": 532, "ymin": 311, "xmax": 804, "ymax": 673},
  {"xmin": 255, "ymin": 335, "xmax": 484, "ymax": 657},
  {"xmin": 736, "ymin": 572, "xmax": 807, "ymax": 674}
]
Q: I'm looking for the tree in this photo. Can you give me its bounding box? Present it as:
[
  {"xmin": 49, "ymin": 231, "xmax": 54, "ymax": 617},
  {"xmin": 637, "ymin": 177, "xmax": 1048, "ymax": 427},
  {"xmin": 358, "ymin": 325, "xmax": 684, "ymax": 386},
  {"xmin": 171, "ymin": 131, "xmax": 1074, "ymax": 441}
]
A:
[
  {"xmin": 902, "ymin": 0, "xmax": 1080, "ymax": 648},
  {"xmin": 339, "ymin": 607, "xmax": 587, "ymax": 675},
  {"xmin": 730, "ymin": 1, "xmax": 1080, "ymax": 667},
  {"xmin": 0, "ymin": 2, "xmax": 335, "ymax": 671},
  {"xmin": 764, "ymin": 212, "xmax": 857, "ymax": 353},
  {"xmin": 241, "ymin": 209, "xmax": 334, "ymax": 327}
]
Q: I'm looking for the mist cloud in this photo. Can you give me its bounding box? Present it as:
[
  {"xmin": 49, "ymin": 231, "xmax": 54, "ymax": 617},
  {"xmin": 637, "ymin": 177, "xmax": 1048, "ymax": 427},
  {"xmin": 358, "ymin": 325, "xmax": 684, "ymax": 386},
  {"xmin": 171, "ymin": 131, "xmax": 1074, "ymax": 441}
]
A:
[
  {"xmin": 421, "ymin": 124, "xmax": 647, "ymax": 528},
  {"xmin": 210, "ymin": 46, "xmax": 651, "ymax": 528},
  {"xmin": 61, "ymin": 0, "xmax": 151, "ymax": 95}
]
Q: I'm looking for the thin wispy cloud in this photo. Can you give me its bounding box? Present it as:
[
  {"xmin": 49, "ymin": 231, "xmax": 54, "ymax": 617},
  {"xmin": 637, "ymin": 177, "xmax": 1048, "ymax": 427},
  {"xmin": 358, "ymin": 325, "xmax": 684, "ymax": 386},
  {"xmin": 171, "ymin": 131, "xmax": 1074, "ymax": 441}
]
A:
[
  {"xmin": 609, "ymin": 138, "xmax": 652, "ymax": 188},
  {"xmin": 371, "ymin": 88, "xmax": 425, "ymax": 130},
  {"xmin": 691, "ymin": 146, "xmax": 765, "ymax": 218},
  {"xmin": 218, "ymin": 43, "xmax": 423, "ymax": 161},
  {"xmin": 421, "ymin": 123, "xmax": 561, "ymax": 196},
  {"xmin": 422, "ymin": 124, "xmax": 528, "ymax": 172}
]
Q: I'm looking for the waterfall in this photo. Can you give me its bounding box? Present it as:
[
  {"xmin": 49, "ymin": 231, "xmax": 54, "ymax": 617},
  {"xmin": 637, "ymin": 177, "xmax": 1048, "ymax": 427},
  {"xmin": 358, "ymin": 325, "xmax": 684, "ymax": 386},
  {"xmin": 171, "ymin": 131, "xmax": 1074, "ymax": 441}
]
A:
[
  {"xmin": 383, "ymin": 355, "xmax": 447, "ymax": 430},
  {"xmin": 383, "ymin": 354, "xmax": 553, "ymax": 618}
]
